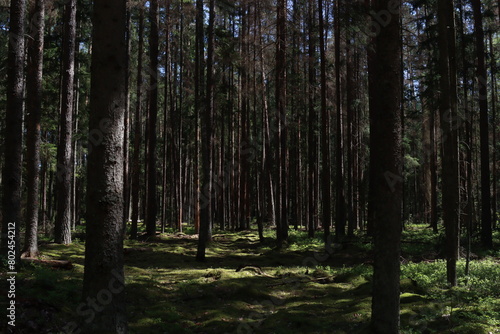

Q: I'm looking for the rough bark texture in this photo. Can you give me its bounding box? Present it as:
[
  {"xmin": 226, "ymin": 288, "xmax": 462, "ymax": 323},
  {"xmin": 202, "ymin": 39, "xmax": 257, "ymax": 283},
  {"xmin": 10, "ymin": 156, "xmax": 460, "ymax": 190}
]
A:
[
  {"xmin": 55, "ymin": 0, "xmax": 76, "ymax": 245},
  {"xmin": 23, "ymin": 0, "xmax": 45, "ymax": 258},
  {"xmin": 82, "ymin": 0, "xmax": 128, "ymax": 331},
  {"xmin": 1, "ymin": 0, "xmax": 25, "ymax": 264},
  {"xmin": 369, "ymin": 0, "xmax": 403, "ymax": 333}
]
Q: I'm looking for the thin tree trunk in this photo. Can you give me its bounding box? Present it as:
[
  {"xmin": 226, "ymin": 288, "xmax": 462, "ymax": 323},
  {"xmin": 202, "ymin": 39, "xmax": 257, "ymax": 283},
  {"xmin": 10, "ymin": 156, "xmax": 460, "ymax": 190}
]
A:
[
  {"xmin": 130, "ymin": 7, "xmax": 145, "ymax": 240},
  {"xmin": 490, "ymin": 32, "xmax": 498, "ymax": 229},
  {"xmin": 146, "ymin": 0, "xmax": 159, "ymax": 237},
  {"xmin": 54, "ymin": 0, "xmax": 76, "ymax": 245},
  {"xmin": 346, "ymin": 35, "xmax": 356, "ymax": 237},
  {"xmin": 276, "ymin": 0, "xmax": 288, "ymax": 246},
  {"xmin": 308, "ymin": 0, "xmax": 318, "ymax": 237},
  {"xmin": 334, "ymin": 0, "xmax": 346, "ymax": 240},
  {"xmin": 471, "ymin": 0, "xmax": 493, "ymax": 248},
  {"xmin": 123, "ymin": 6, "xmax": 132, "ymax": 229},
  {"xmin": 319, "ymin": 0, "xmax": 331, "ymax": 245},
  {"xmin": 194, "ymin": 0, "xmax": 204, "ymax": 234},
  {"xmin": 197, "ymin": 0, "xmax": 215, "ymax": 261}
]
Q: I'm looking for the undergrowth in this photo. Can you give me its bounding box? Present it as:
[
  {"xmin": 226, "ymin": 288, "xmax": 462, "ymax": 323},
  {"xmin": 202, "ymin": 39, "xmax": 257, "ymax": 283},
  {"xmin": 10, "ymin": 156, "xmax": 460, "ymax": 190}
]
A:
[{"xmin": 6, "ymin": 223, "xmax": 500, "ymax": 333}]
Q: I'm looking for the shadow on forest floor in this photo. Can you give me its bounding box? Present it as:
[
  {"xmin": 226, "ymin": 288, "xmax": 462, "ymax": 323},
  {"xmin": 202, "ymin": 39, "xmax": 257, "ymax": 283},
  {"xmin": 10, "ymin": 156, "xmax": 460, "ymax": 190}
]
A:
[{"xmin": 8, "ymin": 225, "xmax": 500, "ymax": 333}]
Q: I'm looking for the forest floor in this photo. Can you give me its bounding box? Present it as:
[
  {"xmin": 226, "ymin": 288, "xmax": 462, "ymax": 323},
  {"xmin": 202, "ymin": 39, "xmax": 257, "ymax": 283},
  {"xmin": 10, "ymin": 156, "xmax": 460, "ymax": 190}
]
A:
[{"xmin": 9, "ymin": 223, "xmax": 500, "ymax": 333}]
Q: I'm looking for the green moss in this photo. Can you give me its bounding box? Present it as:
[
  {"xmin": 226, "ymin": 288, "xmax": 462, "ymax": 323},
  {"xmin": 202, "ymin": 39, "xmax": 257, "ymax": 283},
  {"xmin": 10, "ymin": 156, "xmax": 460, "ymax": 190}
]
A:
[{"xmin": 16, "ymin": 228, "xmax": 500, "ymax": 334}]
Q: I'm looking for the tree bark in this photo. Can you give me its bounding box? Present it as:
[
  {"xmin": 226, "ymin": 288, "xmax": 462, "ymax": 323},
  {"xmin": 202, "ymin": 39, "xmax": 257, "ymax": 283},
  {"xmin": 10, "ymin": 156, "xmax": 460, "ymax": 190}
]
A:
[
  {"xmin": 23, "ymin": 0, "xmax": 45, "ymax": 258},
  {"xmin": 276, "ymin": 0, "xmax": 288, "ymax": 246},
  {"xmin": 471, "ymin": 0, "xmax": 493, "ymax": 248},
  {"xmin": 307, "ymin": 0, "xmax": 318, "ymax": 237},
  {"xmin": 334, "ymin": 0, "xmax": 346, "ymax": 240},
  {"xmin": 55, "ymin": 0, "xmax": 77, "ymax": 245},
  {"xmin": 1, "ymin": 0, "xmax": 26, "ymax": 264},
  {"xmin": 130, "ymin": 6, "xmax": 144, "ymax": 240},
  {"xmin": 438, "ymin": 0, "xmax": 460, "ymax": 287},
  {"xmin": 490, "ymin": 32, "xmax": 498, "ymax": 229},
  {"xmin": 369, "ymin": 0, "xmax": 403, "ymax": 332},
  {"xmin": 123, "ymin": 5, "xmax": 132, "ymax": 229},
  {"xmin": 197, "ymin": 0, "xmax": 215, "ymax": 261},
  {"xmin": 146, "ymin": 0, "xmax": 159, "ymax": 237},
  {"xmin": 319, "ymin": 0, "xmax": 331, "ymax": 245},
  {"xmin": 194, "ymin": 0, "xmax": 204, "ymax": 234},
  {"xmin": 82, "ymin": 0, "xmax": 128, "ymax": 331}
]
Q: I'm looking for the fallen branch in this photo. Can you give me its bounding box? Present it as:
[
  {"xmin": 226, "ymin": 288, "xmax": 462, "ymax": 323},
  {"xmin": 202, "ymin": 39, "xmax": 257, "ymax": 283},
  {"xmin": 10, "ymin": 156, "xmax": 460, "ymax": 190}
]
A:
[
  {"xmin": 236, "ymin": 265, "xmax": 275, "ymax": 278},
  {"xmin": 22, "ymin": 258, "xmax": 73, "ymax": 270}
]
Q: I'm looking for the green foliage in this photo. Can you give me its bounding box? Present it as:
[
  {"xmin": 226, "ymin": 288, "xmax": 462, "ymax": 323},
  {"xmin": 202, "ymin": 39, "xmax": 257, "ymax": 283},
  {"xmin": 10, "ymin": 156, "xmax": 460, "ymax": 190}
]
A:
[
  {"xmin": 401, "ymin": 259, "xmax": 500, "ymax": 332},
  {"xmin": 13, "ymin": 227, "xmax": 500, "ymax": 333}
]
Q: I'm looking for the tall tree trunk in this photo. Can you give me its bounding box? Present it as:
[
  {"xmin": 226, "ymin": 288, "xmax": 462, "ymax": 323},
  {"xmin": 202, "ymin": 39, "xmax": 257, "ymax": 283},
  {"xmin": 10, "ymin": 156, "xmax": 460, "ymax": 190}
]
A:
[
  {"xmin": 334, "ymin": 0, "xmax": 346, "ymax": 240},
  {"xmin": 55, "ymin": 0, "xmax": 76, "ymax": 245},
  {"xmin": 438, "ymin": 0, "xmax": 460, "ymax": 287},
  {"xmin": 23, "ymin": 0, "xmax": 45, "ymax": 258},
  {"xmin": 490, "ymin": 32, "xmax": 498, "ymax": 229},
  {"xmin": 130, "ymin": 6, "xmax": 144, "ymax": 240},
  {"xmin": 123, "ymin": 6, "xmax": 132, "ymax": 228},
  {"xmin": 276, "ymin": 0, "xmax": 288, "ymax": 246},
  {"xmin": 366, "ymin": 0, "xmax": 376, "ymax": 236},
  {"xmin": 471, "ymin": 0, "xmax": 493, "ymax": 248},
  {"xmin": 1, "ymin": 0, "xmax": 26, "ymax": 264},
  {"xmin": 307, "ymin": 0, "xmax": 318, "ymax": 237},
  {"xmin": 197, "ymin": 0, "xmax": 215, "ymax": 261},
  {"xmin": 194, "ymin": 0, "xmax": 204, "ymax": 234},
  {"xmin": 161, "ymin": 0, "xmax": 172, "ymax": 233},
  {"xmin": 369, "ymin": 0, "xmax": 403, "ymax": 332},
  {"xmin": 82, "ymin": 0, "xmax": 128, "ymax": 331},
  {"xmin": 319, "ymin": 0, "xmax": 331, "ymax": 244},
  {"xmin": 146, "ymin": 0, "xmax": 159, "ymax": 237},
  {"xmin": 346, "ymin": 35, "xmax": 356, "ymax": 237}
]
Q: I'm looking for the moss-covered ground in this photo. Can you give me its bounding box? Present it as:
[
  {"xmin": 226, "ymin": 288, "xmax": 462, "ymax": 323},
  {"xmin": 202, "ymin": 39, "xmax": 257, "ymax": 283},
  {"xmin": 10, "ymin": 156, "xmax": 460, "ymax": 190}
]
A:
[{"xmin": 7, "ymin": 224, "xmax": 500, "ymax": 333}]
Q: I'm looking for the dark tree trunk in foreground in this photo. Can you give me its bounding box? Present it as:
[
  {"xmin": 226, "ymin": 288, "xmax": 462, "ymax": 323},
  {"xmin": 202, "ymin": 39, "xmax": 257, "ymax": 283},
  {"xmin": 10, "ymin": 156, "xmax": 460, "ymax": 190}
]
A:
[
  {"xmin": 1, "ymin": 0, "xmax": 25, "ymax": 265},
  {"xmin": 370, "ymin": 0, "xmax": 403, "ymax": 332},
  {"xmin": 55, "ymin": 0, "xmax": 77, "ymax": 245},
  {"xmin": 82, "ymin": 0, "xmax": 128, "ymax": 331},
  {"xmin": 471, "ymin": 0, "xmax": 493, "ymax": 249},
  {"xmin": 146, "ymin": 0, "xmax": 159, "ymax": 237},
  {"xmin": 197, "ymin": 0, "xmax": 215, "ymax": 261},
  {"xmin": 438, "ymin": 0, "xmax": 460, "ymax": 287},
  {"xmin": 23, "ymin": 0, "xmax": 45, "ymax": 258}
]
